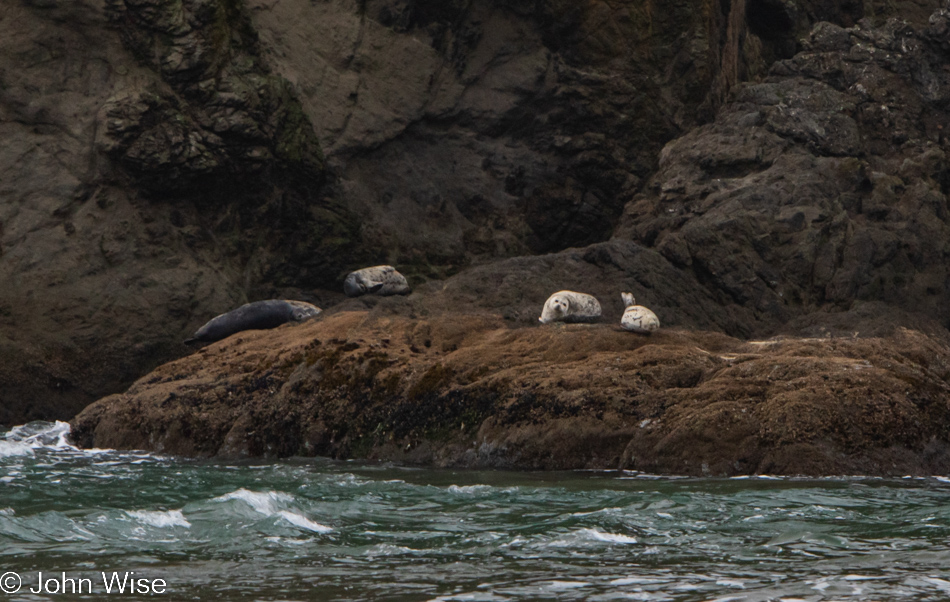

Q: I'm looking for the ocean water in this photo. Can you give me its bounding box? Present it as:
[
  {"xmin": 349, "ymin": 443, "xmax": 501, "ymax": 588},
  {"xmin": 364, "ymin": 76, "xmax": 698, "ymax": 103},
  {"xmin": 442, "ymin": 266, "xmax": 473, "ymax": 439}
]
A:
[{"xmin": 2, "ymin": 422, "xmax": 950, "ymax": 601}]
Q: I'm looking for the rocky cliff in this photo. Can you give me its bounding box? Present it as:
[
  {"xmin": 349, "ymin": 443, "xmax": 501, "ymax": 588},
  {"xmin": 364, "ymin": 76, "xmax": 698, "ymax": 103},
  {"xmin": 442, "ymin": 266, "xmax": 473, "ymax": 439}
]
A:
[
  {"xmin": 3, "ymin": 0, "xmax": 948, "ymax": 432},
  {"xmin": 1, "ymin": 0, "xmax": 360, "ymax": 424}
]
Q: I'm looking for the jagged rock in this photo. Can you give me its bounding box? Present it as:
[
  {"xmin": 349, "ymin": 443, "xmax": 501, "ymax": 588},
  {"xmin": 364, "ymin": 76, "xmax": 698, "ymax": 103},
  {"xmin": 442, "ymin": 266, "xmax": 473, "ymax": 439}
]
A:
[
  {"xmin": 0, "ymin": 0, "xmax": 355, "ymax": 425},
  {"xmin": 247, "ymin": 0, "xmax": 846, "ymax": 269},
  {"xmin": 411, "ymin": 240, "xmax": 743, "ymax": 333},
  {"xmin": 617, "ymin": 8, "xmax": 950, "ymax": 336},
  {"xmin": 100, "ymin": 0, "xmax": 330, "ymax": 192}
]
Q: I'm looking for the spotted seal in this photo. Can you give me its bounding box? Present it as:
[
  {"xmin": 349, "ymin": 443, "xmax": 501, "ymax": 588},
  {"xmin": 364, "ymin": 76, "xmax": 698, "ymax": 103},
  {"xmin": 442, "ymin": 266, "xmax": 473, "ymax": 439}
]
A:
[
  {"xmin": 184, "ymin": 300, "xmax": 322, "ymax": 344},
  {"xmin": 343, "ymin": 265, "xmax": 410, "ymax": 297},
  {"xmin": 620, "ymin": 292, "xmax": 660, "ymax": 333},
  {"xmin": 538, "ymin": 290, "xmax": 602, "ymax": 324}
]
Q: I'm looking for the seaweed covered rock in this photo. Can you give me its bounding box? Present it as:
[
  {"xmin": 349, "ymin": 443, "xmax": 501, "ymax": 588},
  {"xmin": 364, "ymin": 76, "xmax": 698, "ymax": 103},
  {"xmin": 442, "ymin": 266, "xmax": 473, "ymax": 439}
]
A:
[{"xmin": 71, "ymin": 309, "xmax": 950, "ymax": 476}]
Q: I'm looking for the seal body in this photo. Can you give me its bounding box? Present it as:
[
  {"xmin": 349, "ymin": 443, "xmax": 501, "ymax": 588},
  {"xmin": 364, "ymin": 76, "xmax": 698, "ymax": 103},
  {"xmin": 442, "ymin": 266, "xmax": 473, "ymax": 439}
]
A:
[
  {"xmin": 343, "ymin": 265, "xmax": 410, "ymax": 297},
  {"xmin": 620, "ymin": 292, "xmax": 660, "ymax": 333},
  {"xmin": 185, "ymin": 300, "xmax": 321, "ymax": 344},
  {"xmin": 539, "ymin": 290, "xmax": 602, "ymax": 324}
]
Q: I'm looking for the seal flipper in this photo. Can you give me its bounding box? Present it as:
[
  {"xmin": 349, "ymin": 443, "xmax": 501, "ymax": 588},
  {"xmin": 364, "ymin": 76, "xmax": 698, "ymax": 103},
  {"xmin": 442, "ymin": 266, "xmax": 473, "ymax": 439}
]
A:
[{"xmin": 367, "ymin": 282, "xmax": 385, "ymax": 294}]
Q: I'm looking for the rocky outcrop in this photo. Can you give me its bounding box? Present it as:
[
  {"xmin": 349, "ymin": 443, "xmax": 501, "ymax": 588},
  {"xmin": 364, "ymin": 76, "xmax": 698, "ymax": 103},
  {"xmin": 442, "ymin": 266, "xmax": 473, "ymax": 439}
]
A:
[
  {"xmin": 63, "ymin": 3, "xmax": 950, "ymax": 474},
  {"xmin": 2, "ymin": 0, "xmax": 946, "ymax": 429},
  {"xmin": 617, "ymin": 7, "xmax": 950, "ymax": 337},
  {"xmin": 70, "ymin": 307, "xmax": 950, "ymax": 476},
  {"xmin": 259, "ymin": 0, "xmax": 887, "ymax": 266},
  {"xmin": 101, "ymin": 0, "xmax": 327, "ymax": 193},
  {"xmin": 0, "ymin": 0, "xmax": 357, "ymax": 424}
]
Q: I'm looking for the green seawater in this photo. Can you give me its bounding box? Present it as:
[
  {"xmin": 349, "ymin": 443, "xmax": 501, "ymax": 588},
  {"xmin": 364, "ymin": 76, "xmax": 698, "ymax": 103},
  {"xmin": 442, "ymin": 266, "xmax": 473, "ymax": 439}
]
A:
[{"xmin": 2, "ymin": 422, "xmax": 950, "ymax": 601}]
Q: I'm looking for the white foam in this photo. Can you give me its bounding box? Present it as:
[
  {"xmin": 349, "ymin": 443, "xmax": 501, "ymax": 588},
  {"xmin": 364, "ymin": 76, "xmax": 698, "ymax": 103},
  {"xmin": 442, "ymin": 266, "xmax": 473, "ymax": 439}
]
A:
[
  {"xmin": 571, "ymin": 507, "xmax": 621, "ymax": 517},
  {"xmin": 545, "ymin": 581, "xmax": 589, "ymax": 589},
  {"xmin": 810, "ymin": 579, "xmax": 831, "ymax": 591},
  {"xmin": 546, "ymin": 528, "xmax": 639, "ymax": 548},
  {"xmin": 609, "ymin": 577, "xmax": 670, "ymax": 586},
  {"xmin": 214, "ymin": 488, "xmax": 295, "ymax": 515},
  {"xmin": 214, "ymin": 489, "xmax": 331, "ymax": 533},
  {"xmin": 264, "ymin": 536, "xmax": 309, "ymax": 545},
  {"xmin": 618, "ymin": 470, "xmax": 681, "ymax": 480},
  {"xmin": 448, "ymin": 484, "xmax": 493, "ymax": 495},
  {"xmin": 277, "ymin": 510, "xmax": 332, "ymax": 533},
  {"xmin": 126, "ymin": 509, "xmax": 191, "ymax": 529},
  {"xmin": 0, "ymin": 440, "xmax": 34, "ymax": 458},
  {"xmin": 425, "ymin": 593, "xmax": 506, "ymax": 602},
  {"xmin": 3, "ymin": 421, "xmax": 74, "ymax": 449},
  {"xmin": 924, "ymin": 577, "xmax": 950, "ymax": 591},
  {"xmin": 365, "ymin": 543, "xmax": 415, "ymax": 556},
  {"xmin": 578, "ymin": 528, "xmax": 637, "ymax": 544}
]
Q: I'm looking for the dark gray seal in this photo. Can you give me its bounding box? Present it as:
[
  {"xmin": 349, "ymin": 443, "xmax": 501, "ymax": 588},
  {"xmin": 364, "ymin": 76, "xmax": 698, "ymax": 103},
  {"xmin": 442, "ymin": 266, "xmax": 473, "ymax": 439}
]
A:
[
  {"xmin": 343, "ymin": 265, "xmax": 410, "ymax": 297},
  {"xmin": 184, "ymin": 300, "xmax": 322, "ymax": 345}
]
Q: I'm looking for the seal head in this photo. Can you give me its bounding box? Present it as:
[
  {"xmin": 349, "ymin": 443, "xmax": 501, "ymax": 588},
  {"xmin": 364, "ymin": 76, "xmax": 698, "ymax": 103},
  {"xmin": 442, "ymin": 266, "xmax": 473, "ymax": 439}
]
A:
[
  {"xmin": 343, "ymin": 272, "xmax": 384, "ymax": 297},
  {"xmin": 539, "ymin": 295, "xmax": 570, "ymax": 324},
  {"xmin": 286, "ymin": 300, "xmax": 323, "ymax": 321},
  {"xmin": 620, "ymin": 292, "xmax": 660, "ymax": 333}
]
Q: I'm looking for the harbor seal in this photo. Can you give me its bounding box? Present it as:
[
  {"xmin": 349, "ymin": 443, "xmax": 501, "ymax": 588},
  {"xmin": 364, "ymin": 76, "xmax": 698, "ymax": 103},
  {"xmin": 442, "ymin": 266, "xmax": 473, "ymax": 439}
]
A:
[
  {"xmin": 539, "ymin": 291, "xmax": 602, "ymax": 324},
  {"xmin": 620, "ymin": 292, "xmax": 660, "ymax": 333},
  {"xmin": 343, "ymin": 265, "xmax": 410, "ymax": 297},
  {"xmin": 184, "ymin": 300, "xmax": 321, "ymax": 345}
]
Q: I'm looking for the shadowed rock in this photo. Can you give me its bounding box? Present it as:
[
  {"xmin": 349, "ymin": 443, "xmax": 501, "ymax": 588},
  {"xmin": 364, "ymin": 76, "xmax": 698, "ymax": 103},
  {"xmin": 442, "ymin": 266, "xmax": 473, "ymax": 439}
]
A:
[{"xmin": 616, "ymin": 11, "xmax": 950, "ymax": 338}]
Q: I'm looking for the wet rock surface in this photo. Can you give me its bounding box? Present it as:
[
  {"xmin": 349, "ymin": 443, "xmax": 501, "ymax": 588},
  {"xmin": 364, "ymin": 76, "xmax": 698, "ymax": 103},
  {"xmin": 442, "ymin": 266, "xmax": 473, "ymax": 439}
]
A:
[{"xmin": 71, "ymin": 308, "xmax": 950, "ymax": 476}]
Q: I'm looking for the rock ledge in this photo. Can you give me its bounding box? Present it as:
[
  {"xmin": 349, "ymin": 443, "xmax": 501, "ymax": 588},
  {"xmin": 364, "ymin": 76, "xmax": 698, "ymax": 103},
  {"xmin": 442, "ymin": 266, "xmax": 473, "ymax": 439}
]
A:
[{"xmin": 71, "ymin": 309, "xmax": 950, "ymax": 476}]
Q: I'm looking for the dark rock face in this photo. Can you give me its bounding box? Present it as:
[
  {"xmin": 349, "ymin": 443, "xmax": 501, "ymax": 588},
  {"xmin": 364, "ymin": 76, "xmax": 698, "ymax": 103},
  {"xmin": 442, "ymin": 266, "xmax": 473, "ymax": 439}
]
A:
[
  {"xmin": 0, "ymin": 0, "xmax": 358, "ymax": 424},
  {"xmin": 101, "ymin": 0, "xmax": 327, "ymax": 193},
  {"xmin": 617, "ymin": 10, "xmax": 950, "ymax": 337},
  {"xmin": 414, "ymin": 240, "xmax": 745, "ymax": 334},
  {"xmin": 254, "ymin": 0, "xmax": 867, "ymax": 271},
  {"xmin": 99, "ymin": 0, "xmax": 361, "ymax": 288}
]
